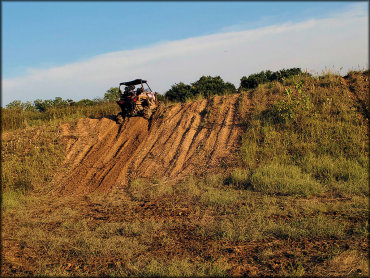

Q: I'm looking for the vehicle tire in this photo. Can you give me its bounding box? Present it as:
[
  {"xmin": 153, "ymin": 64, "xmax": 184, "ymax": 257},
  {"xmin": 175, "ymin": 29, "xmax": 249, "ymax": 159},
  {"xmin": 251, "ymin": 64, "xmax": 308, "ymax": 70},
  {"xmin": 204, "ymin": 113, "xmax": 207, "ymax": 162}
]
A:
[
  {"xmin": 143, "ymin": 107, "xmax": 152, "ymax": 120},
  {"xmin": 116, "ymin": 113, "xmax": 124, "ymax": 124}
]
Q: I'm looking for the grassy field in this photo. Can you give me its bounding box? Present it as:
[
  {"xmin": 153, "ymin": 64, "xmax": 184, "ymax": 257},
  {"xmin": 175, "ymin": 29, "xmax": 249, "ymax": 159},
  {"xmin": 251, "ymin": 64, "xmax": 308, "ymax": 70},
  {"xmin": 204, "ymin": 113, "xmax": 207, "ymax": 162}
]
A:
[
  {"xmin": 1, "ymin": 70, "xmax": 368, "ymax": 276},
  {"xmin": 1, "ymin": 101, "xmax": 119, "ymax": 132}
]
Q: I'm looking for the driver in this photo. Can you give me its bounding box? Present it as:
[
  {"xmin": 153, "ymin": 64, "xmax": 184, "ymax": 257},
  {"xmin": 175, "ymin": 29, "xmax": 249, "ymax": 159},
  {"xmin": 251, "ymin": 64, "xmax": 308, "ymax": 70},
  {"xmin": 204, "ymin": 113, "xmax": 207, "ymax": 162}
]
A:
[
  {"xmin": 136, "ymin": 87, "xmax": 146, "ymax": 97},
  {"xmin": 128, "ymin": 85, "xmax": 135, "ymax": 95}
]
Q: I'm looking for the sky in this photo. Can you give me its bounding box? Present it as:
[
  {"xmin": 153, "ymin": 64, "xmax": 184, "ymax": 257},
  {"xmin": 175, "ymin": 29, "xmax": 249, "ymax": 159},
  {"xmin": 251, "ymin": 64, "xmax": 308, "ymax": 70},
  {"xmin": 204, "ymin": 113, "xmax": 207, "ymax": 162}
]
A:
[{"xmin": 2, "ymin": 1, "xmax": 369, "ymax": 106}]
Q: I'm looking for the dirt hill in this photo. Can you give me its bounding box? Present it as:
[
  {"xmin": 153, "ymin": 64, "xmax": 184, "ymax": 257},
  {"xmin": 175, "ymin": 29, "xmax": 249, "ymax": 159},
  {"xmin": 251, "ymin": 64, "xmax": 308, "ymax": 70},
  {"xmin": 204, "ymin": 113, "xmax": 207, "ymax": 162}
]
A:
[{"xmin": 54, "ymin": 94, "xmax": 246, "ymax": 195}]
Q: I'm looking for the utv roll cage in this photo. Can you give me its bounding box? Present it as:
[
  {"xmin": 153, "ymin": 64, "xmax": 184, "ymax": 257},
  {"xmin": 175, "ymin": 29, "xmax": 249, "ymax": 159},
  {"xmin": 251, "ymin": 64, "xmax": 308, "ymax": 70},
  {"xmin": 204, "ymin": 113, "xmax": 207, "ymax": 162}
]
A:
[{"xmin": 119, "ymin": 79, "xmax": 153, "ymax": 93}]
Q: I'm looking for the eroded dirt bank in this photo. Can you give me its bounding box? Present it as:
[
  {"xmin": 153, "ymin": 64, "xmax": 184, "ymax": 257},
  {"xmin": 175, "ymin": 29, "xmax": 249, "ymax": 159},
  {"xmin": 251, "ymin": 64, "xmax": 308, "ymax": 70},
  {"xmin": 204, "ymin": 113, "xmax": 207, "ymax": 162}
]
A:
[{"xmin": 55, "ymin": 94, "xmax": 245, "ymax": 195}]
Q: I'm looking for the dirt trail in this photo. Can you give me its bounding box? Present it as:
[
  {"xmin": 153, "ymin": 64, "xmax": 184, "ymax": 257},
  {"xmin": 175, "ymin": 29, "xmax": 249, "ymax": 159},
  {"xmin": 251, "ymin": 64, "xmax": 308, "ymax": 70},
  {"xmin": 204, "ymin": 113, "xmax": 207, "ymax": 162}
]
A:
[{"xmin": 55, "ymin": 94, "xmax": 244, "ymax": 195}]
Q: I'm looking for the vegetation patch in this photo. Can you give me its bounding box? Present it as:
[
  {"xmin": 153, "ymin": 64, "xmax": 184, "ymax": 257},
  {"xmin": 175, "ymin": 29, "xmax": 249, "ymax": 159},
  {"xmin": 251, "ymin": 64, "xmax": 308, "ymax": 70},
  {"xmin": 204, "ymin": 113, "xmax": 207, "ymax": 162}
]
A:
[
  {"xmin": 2, "ymin": 126, "xmax": 65, "ymax": 211},
  {"xmin": 238, "ymin": 70, "xmax": 368, "ymax": 198},
  {"xmin": 250, "ymin": 162, "xmax": 324, "ymax": 196},
  {"xmin": 164, "ymin": 75, "xmax": 236, "ymax": 103}
]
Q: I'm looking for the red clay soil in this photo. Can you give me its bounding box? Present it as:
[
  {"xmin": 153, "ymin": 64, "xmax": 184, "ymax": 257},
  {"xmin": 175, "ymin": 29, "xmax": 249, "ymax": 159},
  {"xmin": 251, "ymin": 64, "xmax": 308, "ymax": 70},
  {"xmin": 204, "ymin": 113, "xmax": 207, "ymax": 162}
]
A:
[{"xmin": 54, "ymin": 94, "xmax": 245, "ymax": 195}]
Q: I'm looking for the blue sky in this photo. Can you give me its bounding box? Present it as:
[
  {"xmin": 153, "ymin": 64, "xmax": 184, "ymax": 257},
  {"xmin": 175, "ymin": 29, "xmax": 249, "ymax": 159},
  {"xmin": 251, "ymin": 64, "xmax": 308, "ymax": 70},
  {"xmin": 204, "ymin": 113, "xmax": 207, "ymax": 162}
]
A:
[
  {"xmin": 2, "ymin": 1, "xmax": 358, "ymax": 78},
  {"xmin": 2, "ymin": 1, "xmax": 368, "ymax": 105}
]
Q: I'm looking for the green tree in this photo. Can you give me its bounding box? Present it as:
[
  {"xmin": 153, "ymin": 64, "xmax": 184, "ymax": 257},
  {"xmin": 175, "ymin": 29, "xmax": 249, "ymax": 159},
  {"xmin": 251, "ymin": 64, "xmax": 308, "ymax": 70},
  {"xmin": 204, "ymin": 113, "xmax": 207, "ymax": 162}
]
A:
[
  {"xmin": 165, "ymin": 82, "xmax": 193, "ymax": 102},
  {"xmin": 240, "ymin": 71, "xmax": 270, "ymax": 90},
  {"xmin": 192, "ymin": 76, "xmax": 236, "ymax": 98},
  {"xmin": 52, "ymin": 97, "xmax": 68, "ymax": 107},
  {"xmin": 23, "ymin": 101, "xmax": 36, "ymax": 111},
  {"xmin": 34, "ymin": 99, "xmax": 54, "ymax": 112},
  {"xmin": 76, "ymin": 99, "xmax": 95, "ymax": 106},
  {"xmin": 6, "ymin": 100, "xmax": 23, "ymax": 110},
  {"xmin": 164, "ymin": 76, "xmax": 236, "ymax": 102},
  {"xmin": 104, "ymin": 87, "xmax": 120, "ymax": 102},
  {"xmin": 239, "ymin": 68, "xmax": 306, "ymax": 90}
]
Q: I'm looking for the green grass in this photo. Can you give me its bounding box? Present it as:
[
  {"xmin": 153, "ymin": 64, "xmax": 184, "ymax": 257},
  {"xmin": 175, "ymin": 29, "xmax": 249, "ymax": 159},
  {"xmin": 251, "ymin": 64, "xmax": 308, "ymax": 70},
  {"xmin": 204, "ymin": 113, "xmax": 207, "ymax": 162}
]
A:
[
  {"xmin": 226, "ymin": 168, "xmax": 250, "ymax": 188},
  {"xmin": 250, "ymin": 162, "xmax": 324, "ymax": 196},
  {"xmin": 237, "ymin": 70, "xmax": 368, "ymax": 198},
  {"xmin": 300, "ymin": 154, "xmax": 368, "ymax": 196}
]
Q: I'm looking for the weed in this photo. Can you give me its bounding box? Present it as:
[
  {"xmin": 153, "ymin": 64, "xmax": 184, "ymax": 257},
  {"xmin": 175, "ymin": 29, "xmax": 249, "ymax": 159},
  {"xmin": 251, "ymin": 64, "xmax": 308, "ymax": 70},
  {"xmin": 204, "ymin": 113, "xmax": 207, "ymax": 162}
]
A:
[{"xmin": 174, "ymin": 176, "xmax": 202, "ymax": 200}]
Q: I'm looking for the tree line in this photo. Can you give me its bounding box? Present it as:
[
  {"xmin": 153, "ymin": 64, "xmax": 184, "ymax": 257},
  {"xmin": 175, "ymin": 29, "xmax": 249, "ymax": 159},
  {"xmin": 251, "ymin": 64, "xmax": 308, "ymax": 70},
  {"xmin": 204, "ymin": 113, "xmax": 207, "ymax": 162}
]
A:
[{"xmin": 4, "ymin": 68, "xmax": 307, "ymax": 111}]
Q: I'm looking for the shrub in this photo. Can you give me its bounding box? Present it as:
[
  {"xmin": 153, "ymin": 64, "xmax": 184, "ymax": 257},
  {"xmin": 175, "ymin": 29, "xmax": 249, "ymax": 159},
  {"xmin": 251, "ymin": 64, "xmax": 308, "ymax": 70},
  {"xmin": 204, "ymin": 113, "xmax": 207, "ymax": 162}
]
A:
[
  {"xmin": 164, "ymin": 82, "xmax": 193, "ymax": 102},
  {"xmin": 270, "ymin": 84, "xmax": 313, "ymax": 124},
  {"xmin": 192, "ymin": 75, "xmax": 236, "ymax": 98},
  {"xmin": 240, "ymin": 68, "xmax": 307, "ymax": 90},
  {"xmin": 164, "ymin": 76, "xmax": 236, "ymax": 102}
]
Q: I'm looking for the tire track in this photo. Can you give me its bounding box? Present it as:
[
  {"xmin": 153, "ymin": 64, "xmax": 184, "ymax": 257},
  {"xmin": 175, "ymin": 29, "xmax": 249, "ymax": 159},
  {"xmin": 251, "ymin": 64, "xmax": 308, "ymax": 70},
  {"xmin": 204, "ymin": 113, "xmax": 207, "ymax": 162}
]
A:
[{"xmin": 55, "ymin": 93, "xmax": 247, "ymax": 195}]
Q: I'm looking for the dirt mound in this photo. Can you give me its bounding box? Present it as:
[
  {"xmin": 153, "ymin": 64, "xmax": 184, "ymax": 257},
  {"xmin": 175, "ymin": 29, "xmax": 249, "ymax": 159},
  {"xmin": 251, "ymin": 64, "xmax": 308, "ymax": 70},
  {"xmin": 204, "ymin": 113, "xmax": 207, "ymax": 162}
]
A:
[{"xmin": 55, "ymin": 94, "xmax": 246, "ymax": 195}]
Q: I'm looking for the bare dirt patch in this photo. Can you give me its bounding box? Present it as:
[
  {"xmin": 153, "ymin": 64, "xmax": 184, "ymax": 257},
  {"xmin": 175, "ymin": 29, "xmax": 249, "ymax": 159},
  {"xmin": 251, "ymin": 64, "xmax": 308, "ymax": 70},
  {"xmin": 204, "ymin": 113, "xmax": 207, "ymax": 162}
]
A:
[{"xmin": 54, "ymin": 95, "xmax": 243, "ymax": 195}]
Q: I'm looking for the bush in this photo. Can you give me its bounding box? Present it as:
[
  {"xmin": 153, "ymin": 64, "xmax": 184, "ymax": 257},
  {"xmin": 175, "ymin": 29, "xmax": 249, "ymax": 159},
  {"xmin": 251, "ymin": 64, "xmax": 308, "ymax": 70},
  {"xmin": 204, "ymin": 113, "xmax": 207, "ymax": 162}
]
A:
[
  {"xmin": 164, "ymin": 82, "xmax": 193, "ymax": 102},
  {"xmin": 192, "ymin": 76, "xmax": 236, "ymax": 98},
  {"xmin": 240, "ymin": 68, "xmax": 307, "ymax": 90},
  {"xmin": 164, "ymin": 76, "xmax": 236, "ymax": 102},
  {"xmin": 6, "ymin": 100, "xmax": 23, "ymax": 109},
  {"xmin": 270, "ymin": 84, "xmax": 313, "ymax": 124}
]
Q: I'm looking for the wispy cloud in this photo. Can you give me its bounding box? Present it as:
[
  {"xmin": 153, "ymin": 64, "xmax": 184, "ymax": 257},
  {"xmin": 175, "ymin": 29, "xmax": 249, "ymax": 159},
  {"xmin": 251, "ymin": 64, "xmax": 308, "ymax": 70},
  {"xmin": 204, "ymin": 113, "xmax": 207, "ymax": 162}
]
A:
[{"xmin": 2, "ymin": 4, "xmax": 368, "ymax": 105}]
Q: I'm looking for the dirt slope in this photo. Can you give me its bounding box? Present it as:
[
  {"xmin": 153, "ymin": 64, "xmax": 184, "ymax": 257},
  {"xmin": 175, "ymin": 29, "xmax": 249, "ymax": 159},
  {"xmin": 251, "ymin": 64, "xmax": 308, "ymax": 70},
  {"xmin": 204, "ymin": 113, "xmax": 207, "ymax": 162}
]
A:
[{"xmin": 54, "ymin": 94, "xmax": 246, "ymax": 195}]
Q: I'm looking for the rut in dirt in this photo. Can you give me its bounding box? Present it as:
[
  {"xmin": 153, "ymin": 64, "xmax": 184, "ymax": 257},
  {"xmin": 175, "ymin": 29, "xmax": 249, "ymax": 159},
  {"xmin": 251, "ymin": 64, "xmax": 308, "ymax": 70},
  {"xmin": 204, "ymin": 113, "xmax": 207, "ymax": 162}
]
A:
[{"xmin": 55, "ymin": 94, "xmax": 248, "ymax": 195}]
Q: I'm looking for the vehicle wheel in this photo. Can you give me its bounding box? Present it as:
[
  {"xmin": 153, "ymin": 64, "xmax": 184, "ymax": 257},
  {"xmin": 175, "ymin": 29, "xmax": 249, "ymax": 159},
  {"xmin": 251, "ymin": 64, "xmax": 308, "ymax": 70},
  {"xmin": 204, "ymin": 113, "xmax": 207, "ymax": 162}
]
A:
[
  {"xmin": 143, "ymin": 107, "xmax": 152, "ymax": 120},
  {"xmin": 116, "ymin": 113, "xmax": 124, "ymax": 124}
]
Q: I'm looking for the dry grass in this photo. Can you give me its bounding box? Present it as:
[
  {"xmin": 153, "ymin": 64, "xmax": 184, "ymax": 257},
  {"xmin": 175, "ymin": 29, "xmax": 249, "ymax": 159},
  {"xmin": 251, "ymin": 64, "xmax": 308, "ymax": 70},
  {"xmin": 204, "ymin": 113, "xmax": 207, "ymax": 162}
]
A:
[
  {"xmin": 1, "ymin": 125, "xmax": 65, "ymax": 210},
  {"xmin": 1, "ymin": 102, "xmax": 119, "ymax": 131},
  {"xmin": 319, "ymin": 250, "xmax": 369, "ymax": 276}
]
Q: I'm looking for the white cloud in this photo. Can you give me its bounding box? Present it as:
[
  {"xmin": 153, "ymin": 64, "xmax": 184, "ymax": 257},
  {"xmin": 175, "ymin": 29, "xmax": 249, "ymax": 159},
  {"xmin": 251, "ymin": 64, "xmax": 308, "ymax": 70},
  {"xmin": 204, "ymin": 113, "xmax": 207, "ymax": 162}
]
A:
[{"xmin": 2, "ymin": 4, "xmax": 368, "ymax": 105}]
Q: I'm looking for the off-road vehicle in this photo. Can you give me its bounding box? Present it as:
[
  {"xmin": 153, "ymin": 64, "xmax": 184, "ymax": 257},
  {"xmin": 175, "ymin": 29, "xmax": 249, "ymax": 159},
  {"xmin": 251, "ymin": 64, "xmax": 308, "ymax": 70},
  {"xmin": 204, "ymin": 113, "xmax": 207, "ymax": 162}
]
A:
[{"xmin": 116, "ymin": 79, "xmax": 158, "ymax": 124}]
